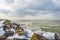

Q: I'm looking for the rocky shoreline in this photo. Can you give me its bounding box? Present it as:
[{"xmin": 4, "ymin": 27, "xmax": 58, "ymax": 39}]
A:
[{"xmin": 0, "ymin": 19, "xmax": 59, "ymax": 40}]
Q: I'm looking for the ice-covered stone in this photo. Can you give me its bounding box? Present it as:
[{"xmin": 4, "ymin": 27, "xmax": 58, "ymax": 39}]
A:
[
  {"xmin": 0, "ymin": 19, "xmax": 59, "ymax": 40},
  {"xmin": 30, "ymin": 33, "xmax": 46, "ymax": 40},
  {"xmin": 4, "ymin": 31, "xmax": 14, "ymax": 37},
  {"xmin": 7, "ymin": 34, "xmax": 29, "ymax": 40},
  {"xmin": 0, "ymin": 36, "xmax": 7, "ymax": 40},
  {"xmin": 24, "ymin": 29, "xmax": 33, "ymax": 38},
  {"xmin": 0, "ymin": 28, "xmax": 5, "ymax": 36},
  {"xmin": 42, "ymin": 32, "xmax": 55, "ymax": 40}
]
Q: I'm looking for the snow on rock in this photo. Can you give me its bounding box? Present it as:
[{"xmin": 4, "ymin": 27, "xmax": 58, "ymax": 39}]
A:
[
  {"xmin": 42, "ymin": 32, "xmax": 54, "ymax": 40},
  {"xmin": 0, "ymin": 28, "xmax": 5, "ymax": 36},
  {"xmin": 0, "ymin": 20, "xmax": 59, "ymax": 40},
  {"xmin": 7, "ymin": 34, "xmax": 28, "ymax": 40},
  {"xmin": 0, "ymin": 21, "xmax": 4, "ymax": 27},
  {"xmin": 7, "ymin": 29, "xmax": 33, "ymax": 40},
  {"xmin": 9, "ymin": 28, "xmax": 15, "ymax": 34},
  {"xmin": 23, "ymin": 28, "xmax": 33, "ymax": 38}
]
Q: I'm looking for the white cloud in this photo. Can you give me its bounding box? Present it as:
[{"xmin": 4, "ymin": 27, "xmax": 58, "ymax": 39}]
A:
[
  {"xmin": 0, "ymin": 0, "xmax": 59, "ymax": 20},
  {"xmin": 6, "ymin": 9, "xmax": 58, "ymax": 20},
  {"xmin": 0, "ymin": 13, "xmax": 18, "ymax": 20},
  {"xmin": 52, "ymin": 0, "xmax": 60, "ymax": 7},
  {"xmin": 7, "ymin": 12, "xmax": 16, "ymax": 17},
  {"xmin": 35, "ymin": 13, "xmax": 54, "ymax": 19},
  {"xmin": 22, "ymin": 15, "xmax": 36, "ymax": 19},
  {"xmin": 11, "ymin": 0, "xmax": 32, "ymax": 9},
  {"xmin": 0, "ymin": 0, "xmax": 12, "ymax": 10},
  {"xmin": 0, "ymin": 13, "xmax": 7, "ymax": 19},
  {"xmin": 0, "ymin": 12, "xmax": 59, "ymax": 20},
  {"xmin": 18, "ymin": 12, "xmax": 55, "ymax": 20}
]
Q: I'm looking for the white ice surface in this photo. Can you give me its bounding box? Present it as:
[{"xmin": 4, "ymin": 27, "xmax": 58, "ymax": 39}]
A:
[
  {"xmin": 42, "ymin": 32, "xmax": 54, "ymax": 39},
  {"xmin": 24, "ymin": 28, "xmax": 33, "ymax": 38},
  {"xmin": 9, "ymin": 28, "xmax": 15, "ymax": 32},
  {"xmin": 7, "ymin": 29, "xmax": 33, "ymax": 40},
  {"xmin": 0, "ymin": 28, "xmax": 5, "ymax": 36},
  {"xmin": 7, "ymin": 34, "xmax": 29, "ymax": 39},
  {"xmin": 0, "ymin": 21, "xmax": 4, "ymax": 27}
]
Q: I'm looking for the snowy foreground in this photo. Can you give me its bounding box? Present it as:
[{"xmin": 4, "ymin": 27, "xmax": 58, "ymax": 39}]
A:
[
  {"xmin": 0, "ymin": 28, "xmax": 59, "ymax": 40},
  {"xmin": 0, "ymin": 20, "xmax": 59, "ymax": 40}
]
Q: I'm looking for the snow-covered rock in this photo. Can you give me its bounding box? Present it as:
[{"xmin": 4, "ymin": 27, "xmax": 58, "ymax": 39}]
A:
[
  {"xmin": 7, "ymin": 34, "xmax": 29, "ymax": 40},
  {"xmin": 0, "ymin": 21, "xmax": 4, "ymax": 27},
  {"xmin": 0, "ymin": 20, "xmax": 59, "ymax": 40},
  {"xmin": 23, "ymin": 28, "xmax": 33, "ymax": 38},
  {"xmin": 0, "ymin": 28, "xmax": 5, "ymax": 36},
  {"xmin": 42, "ymin": 32, "xmax": 55, "ymax": 40}
]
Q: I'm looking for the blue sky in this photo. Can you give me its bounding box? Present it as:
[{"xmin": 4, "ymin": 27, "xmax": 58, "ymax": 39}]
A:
[{"xmin": 0, "ymin": 0, "xmax": 60, "ymax": 20}]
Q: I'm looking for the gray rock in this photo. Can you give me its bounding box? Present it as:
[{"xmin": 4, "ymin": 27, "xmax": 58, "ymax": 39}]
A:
[
  {"xmin": 13, "ymin": 38, "xmax": 28, "ymax": 40},
  {"xmin": 0, "ymin": 36, "xmax": 7, "ymax": 40},
  {"xmin": 4, "ymin": 31, "xmax": 14, "ymax": 37}
]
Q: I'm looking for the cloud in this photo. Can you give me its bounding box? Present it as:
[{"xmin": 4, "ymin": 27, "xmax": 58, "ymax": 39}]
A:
[
  {"xmin": 18, "ymin": 11, "xmax": 59, "ymax": 20},
  {"xmin": 52, "ymin": 0, "xmax": 60, "ymax": 7},
  {"xmin": 6, "ymin": 0, "xmax": 14, "ymax": 4},
  {"xmin": 0, "ymin": 13, "xmax": 19, "ymax": 20},
  {"xmin": 0, "ymin": 0, "xmax": 13, "ymax": 10},
  {"xmin": 0, "ymin": 0, "xmax": 60, "ymax": 20},
  {"xmin": 35, "ymin": 13, "xmax": 55, "ymax": 19},
  {"xmin": 9, "ymin": 0, "xmax": 33, "ymax": 10},
  {"xmin": 0, "ymin": 13, "xmax": 7, "ymax": 19},
  {"xmin": 21, "ymin": 15, "xmax": 36, "ymax": 20}
]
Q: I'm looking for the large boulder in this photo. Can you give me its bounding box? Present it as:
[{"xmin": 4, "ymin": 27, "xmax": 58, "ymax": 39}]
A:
[
  {"xmin": 4, "ymin": 31, "xmax": 14, "ymax": 37},
  {"xmin": 2, "ymin": 20, "xmax": 12, "ymax": 31},
  {"xmin": 13, "ymin": 38, "xmax": 28, "ymax": 40},
  {"xmin": 54, "ymin": 33, "xmax": 59, "ymax": 40},
  {"xmin": 0, "ymin": 36, "xmax": 7, "ymax": 40},
  {"xmin": 30, "ymin": 33, "xmax": 46, "ymax": 40},
  {"xmin": 3, "ymin": 20, "xmax": 11, "ymax": 24},
  {"xmin": 15, "ymin": 26, "xmax": 24, "ymax": 36},
  {"xmin": 16, "ymin": 30, "xmax": 23, "ymax": 36},
  {"xmin": 42, "ymin": 32, "xmax": 60, "ymax": 40}
]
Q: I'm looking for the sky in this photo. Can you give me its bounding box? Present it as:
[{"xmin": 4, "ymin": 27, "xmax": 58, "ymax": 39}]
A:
[{"xmin": 0, "ymin": 0, "xmax": 60, "ymax": 20}]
